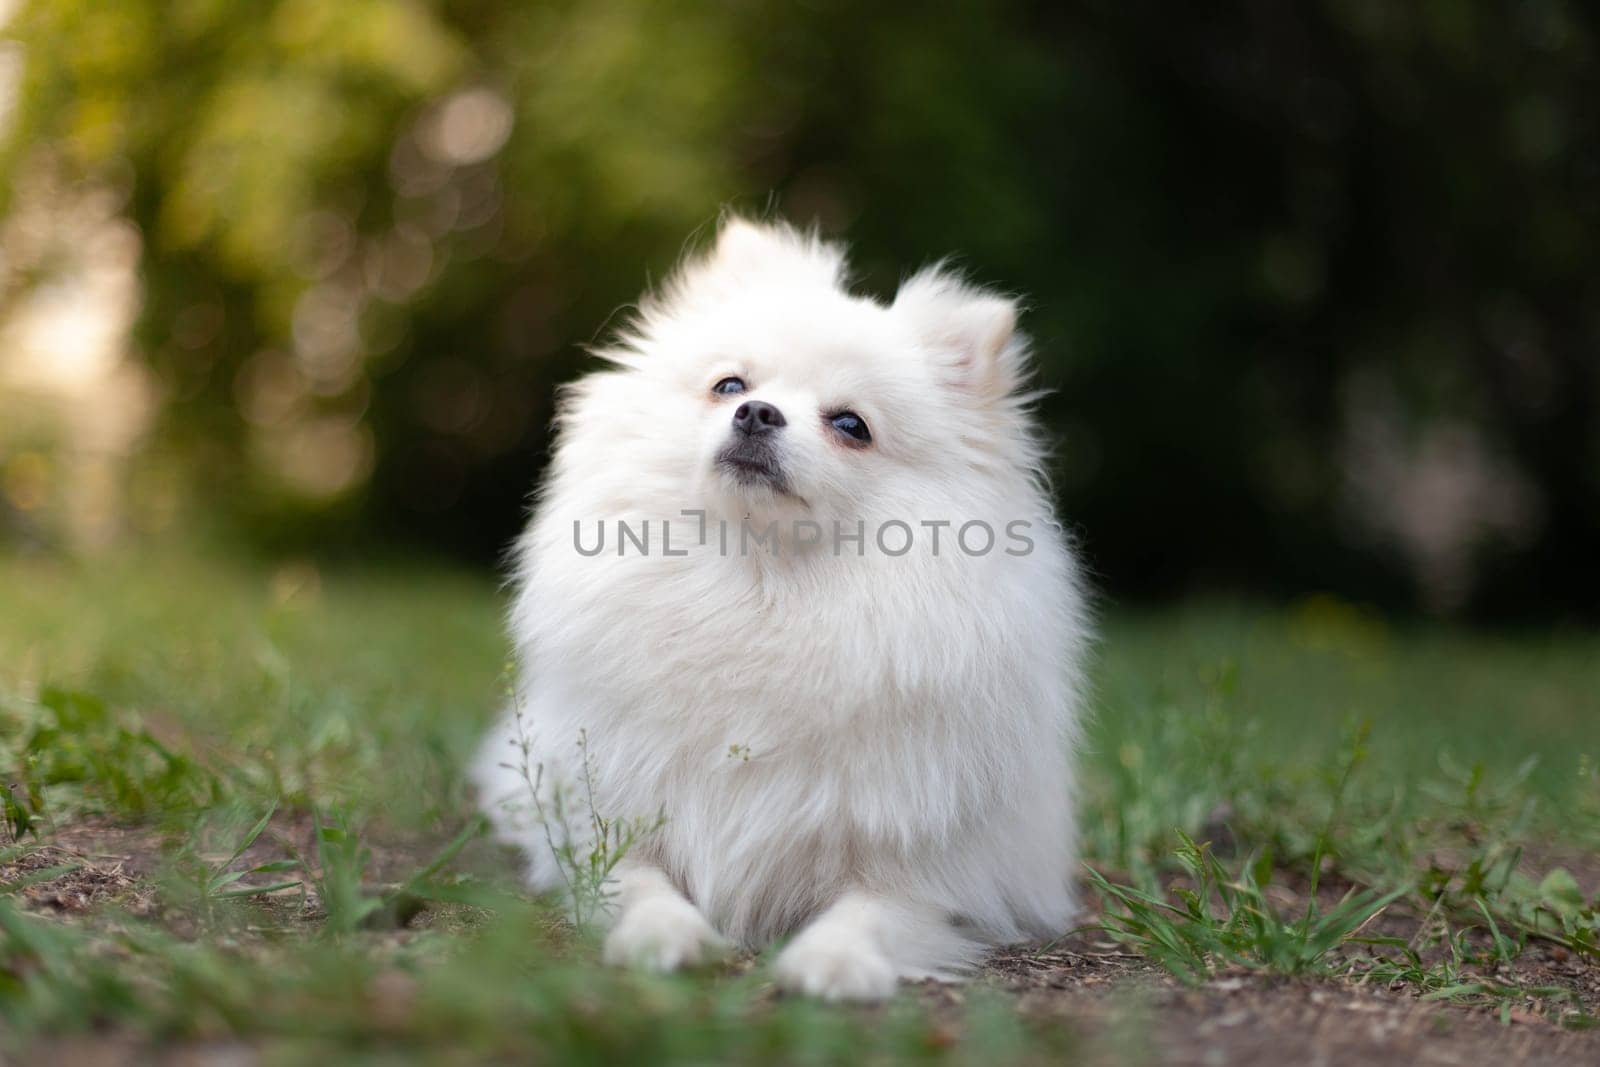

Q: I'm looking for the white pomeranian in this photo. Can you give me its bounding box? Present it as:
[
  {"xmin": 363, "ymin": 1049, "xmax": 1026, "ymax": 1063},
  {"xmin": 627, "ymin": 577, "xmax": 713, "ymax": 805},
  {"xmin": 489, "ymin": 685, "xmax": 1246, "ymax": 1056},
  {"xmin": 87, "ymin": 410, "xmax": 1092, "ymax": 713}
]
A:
[{"xmin": 473, "ymin": 217, "xmax": 1088, "ymax": 1001}]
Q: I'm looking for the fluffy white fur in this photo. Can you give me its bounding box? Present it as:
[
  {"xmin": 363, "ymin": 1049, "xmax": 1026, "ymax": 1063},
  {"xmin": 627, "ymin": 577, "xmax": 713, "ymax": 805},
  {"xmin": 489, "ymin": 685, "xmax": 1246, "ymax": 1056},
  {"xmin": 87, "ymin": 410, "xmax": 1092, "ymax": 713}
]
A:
[{"xmin": 473, "ymin": 218, "xmax": 1089, "ymax": 1001}]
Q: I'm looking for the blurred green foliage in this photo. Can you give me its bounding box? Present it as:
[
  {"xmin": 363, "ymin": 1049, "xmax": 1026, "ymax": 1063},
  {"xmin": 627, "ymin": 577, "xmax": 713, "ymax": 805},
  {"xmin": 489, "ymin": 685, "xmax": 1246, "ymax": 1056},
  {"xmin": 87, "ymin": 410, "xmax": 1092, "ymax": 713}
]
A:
[{"xmin": 2, "ymin": 1, "xmax": 1596, "ymax": 617}]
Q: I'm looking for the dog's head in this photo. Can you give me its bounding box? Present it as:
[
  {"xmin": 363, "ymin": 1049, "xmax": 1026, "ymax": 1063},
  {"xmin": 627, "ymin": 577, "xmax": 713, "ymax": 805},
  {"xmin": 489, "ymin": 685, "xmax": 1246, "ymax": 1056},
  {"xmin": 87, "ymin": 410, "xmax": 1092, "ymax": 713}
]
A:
[{"xmin": 575, "ymin": 218, "xmax": 1038, "ymax": 530}]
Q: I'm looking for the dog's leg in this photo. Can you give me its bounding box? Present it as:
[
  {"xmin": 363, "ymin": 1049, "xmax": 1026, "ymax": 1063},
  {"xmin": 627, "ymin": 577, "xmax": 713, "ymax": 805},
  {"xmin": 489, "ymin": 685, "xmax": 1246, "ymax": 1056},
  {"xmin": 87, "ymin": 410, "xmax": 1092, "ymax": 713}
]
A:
[
  {"xmin": 600, "ymin": 861, "xmax": 727, "ymax": 972},
  {"xmin": 773, "ymin": 891, "xmax": 977, "ymax": 1002}
]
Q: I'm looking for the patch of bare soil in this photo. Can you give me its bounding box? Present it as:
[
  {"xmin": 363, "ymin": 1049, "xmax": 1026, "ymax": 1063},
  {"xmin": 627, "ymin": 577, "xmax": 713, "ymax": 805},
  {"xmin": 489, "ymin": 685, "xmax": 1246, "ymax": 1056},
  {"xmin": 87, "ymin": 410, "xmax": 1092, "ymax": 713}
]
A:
[
  {"xmin": 3, "ymin": 813, "xmax": 471, "ymax": 922},
  {"xmin": 1, "ymin": 824, "xmax": 156, "ymax": 917},
  {"xmin": 981, "ymin": 923, "xmax": 1598, "ymax": 1066}
]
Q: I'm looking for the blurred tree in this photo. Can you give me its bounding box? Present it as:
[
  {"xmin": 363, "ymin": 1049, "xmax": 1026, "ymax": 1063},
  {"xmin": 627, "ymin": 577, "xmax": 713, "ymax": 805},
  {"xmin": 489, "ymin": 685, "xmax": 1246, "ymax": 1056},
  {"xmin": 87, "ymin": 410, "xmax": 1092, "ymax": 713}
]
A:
[{"xmin": 1, "ymin": 0, "xmax": 1596, "ymax": 619}]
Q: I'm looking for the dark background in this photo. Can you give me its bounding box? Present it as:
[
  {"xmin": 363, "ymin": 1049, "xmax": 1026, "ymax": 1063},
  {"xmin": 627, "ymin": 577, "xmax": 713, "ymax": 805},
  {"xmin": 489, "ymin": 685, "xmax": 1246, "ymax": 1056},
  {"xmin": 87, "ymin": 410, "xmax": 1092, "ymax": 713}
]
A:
[{"xmin": 2, "ymin": 1, "xmax": 1596, "ymax": 620}]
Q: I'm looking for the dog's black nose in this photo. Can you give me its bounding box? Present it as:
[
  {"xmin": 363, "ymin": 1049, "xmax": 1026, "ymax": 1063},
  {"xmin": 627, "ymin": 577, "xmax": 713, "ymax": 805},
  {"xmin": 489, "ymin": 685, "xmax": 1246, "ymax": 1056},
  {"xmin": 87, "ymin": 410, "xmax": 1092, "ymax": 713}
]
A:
[{"xmin": 732, "ymin": 400, "xmax": 786, "ymax": 436}]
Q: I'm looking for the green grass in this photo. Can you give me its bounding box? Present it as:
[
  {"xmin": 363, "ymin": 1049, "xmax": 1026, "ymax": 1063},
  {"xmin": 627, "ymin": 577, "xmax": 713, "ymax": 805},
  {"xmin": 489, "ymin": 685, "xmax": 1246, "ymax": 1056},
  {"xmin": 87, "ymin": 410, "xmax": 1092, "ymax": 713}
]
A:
[{"xmin": 2, "ymin": 550, "xmax": 1599, "ymax": 1059}]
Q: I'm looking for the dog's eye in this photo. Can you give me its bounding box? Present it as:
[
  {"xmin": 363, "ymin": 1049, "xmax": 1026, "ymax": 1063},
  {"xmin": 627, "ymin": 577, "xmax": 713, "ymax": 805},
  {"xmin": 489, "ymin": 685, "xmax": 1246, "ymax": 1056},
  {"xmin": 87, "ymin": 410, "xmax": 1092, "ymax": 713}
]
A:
[
  {"xmin": 712, "ymin": 377, "xmax": 747, "ymax": 397},
  {"xmin": 829, "ymin": 411, "xmax": 871, "ymax": 444}
]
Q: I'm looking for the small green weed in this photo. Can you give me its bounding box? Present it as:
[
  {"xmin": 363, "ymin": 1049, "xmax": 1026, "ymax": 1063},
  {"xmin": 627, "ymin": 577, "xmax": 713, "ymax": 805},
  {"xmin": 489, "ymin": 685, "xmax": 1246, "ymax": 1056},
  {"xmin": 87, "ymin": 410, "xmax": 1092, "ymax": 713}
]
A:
[
  {"xmin": 4, "ymin": 687, "xmax": 218, "ymax": 823},
  {"xmin": 1091, "ymin": 831, "xmax": 1405, "ymax": 983},
  {"xmin": 501, "ymin": 685, "xmax": 662, "ymax": 932},
  {"xmin": 293, "ymin": 807, "xmax": 490, "ymax": 936},
  {"xmin": 1349, "ymin": 911, "xmax": 1594, "ymax": 1028},
  {"xmin": 161, "ymin": 801, "xmax": 302, "ymax": 921}
]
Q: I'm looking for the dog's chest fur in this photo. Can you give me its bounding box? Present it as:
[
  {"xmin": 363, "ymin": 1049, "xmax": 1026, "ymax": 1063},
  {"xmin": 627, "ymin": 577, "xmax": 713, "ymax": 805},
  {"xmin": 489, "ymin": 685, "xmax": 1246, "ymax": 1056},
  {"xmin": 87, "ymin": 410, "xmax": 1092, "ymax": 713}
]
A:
[{"xmin": 511, "ymin": 537, "xmax": 1065, "ymax": 942}]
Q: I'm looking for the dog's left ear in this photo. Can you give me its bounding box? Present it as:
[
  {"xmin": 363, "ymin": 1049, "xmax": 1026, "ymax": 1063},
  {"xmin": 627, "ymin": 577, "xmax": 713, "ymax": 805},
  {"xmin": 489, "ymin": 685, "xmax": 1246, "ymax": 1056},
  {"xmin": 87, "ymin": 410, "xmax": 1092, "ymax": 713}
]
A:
[{"xmin": 894, "ymin": 267, "xmax": 1022, "ymax": 399}]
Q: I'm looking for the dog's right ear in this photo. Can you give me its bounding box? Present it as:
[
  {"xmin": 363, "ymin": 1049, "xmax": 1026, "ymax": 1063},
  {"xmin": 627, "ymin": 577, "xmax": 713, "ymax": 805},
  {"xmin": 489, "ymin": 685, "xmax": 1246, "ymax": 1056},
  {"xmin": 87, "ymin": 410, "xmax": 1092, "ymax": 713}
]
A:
[{"xmin": 698, "ymin": 217, "xmax": 846, "ymax": 289}]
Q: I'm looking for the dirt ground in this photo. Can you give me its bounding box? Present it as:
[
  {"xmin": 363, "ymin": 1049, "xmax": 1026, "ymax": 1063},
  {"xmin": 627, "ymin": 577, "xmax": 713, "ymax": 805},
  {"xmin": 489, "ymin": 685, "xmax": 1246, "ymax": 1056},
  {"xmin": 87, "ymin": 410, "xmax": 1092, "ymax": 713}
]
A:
[
  {"xmin": 981, "ymin": 929, "xmax": 1598, "ymax": 1066},
  {"xmin": 6, "ymin": 821, "xmax": 1598, "ymax": 1066},
  {"xmin": 970, "ymin": 855, "xmax": 1600, "ymax": 1066}
]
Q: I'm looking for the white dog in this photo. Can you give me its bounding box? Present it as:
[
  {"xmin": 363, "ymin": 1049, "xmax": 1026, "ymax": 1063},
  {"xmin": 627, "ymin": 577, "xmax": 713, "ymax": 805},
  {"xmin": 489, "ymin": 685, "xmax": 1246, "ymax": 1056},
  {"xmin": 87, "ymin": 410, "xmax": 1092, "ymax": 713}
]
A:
[{"xmin": 473, "ymin": 218, "xmax": 1088, "ymax": 1000}]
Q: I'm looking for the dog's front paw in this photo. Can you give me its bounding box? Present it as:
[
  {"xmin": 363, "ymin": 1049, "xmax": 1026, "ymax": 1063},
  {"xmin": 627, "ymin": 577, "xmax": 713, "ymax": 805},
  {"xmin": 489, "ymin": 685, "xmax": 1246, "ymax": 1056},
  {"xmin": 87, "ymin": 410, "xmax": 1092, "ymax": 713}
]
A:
[
  {"xmin": 603, "ymin": 895, "xmax": 727, "ymax": 972},
  {"xmin": 774, "ymin": 928, "xmax": 897, "ymax": 1002}
]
